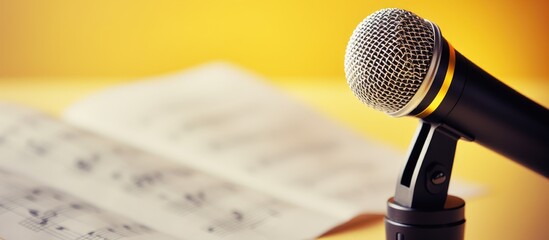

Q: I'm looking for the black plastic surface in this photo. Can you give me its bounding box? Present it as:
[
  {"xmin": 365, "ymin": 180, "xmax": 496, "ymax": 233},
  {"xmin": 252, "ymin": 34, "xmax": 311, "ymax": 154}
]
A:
[
  {"xmin": 415, "ymin": 37, "xmax": 549, "ymax": 178},
  {"xmin": 386, "ymin": 196, "xmax": 466, "ymax": 240}
]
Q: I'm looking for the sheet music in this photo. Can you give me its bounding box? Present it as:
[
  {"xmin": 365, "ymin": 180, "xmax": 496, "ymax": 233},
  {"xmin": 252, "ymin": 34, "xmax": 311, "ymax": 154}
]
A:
[
  {"xmin": 0, "ymin": 103, "xmax": 339, "ymax": 240},
  {"xmin": 0, "ymin": 169, "xmax": 177, "ymax": 240},
  {"xmin": 63, "ymin": 63, "xmax": 413, "ymax": 218}
]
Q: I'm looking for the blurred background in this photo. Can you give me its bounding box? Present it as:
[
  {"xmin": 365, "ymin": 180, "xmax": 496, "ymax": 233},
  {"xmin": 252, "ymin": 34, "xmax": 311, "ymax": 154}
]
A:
[
  {"xmin": 0, "ymin": 0, "xmax": 548, "ymax": 239},
  {"xmin": 1, "ymin": 0, "xmax": 548, "ymax": 81}
]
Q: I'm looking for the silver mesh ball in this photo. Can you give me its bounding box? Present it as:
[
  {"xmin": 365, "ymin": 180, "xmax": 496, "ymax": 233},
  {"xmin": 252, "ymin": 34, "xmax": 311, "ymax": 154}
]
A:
[{"xmin": 344, "ymin": 8, "xmax": 435, "ymax": 114}]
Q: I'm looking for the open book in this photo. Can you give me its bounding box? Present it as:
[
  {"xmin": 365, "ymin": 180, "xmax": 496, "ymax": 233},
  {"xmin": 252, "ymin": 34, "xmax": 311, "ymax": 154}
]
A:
[{"xmin": 0, "ymin": 63, "xmax": 474, "ymax": 240}]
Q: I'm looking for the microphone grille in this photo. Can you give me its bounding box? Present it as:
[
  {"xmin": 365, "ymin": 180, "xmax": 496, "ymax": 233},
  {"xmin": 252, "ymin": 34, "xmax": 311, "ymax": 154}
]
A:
[{"xmin": 344, "ymin": 8, "xmax": 435, "ymax": 114}]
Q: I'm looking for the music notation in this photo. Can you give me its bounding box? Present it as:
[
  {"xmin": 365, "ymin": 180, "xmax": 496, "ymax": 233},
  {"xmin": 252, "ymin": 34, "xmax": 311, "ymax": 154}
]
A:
[
  {"xmin": 203, "ymin": 201, "xmax": 282, "ymax": 237},
  {"xmin": 0, "ymin": 103, "xmax": 340, "ymax": 239},
  {"xmin": 60, "ymin": 67, "xmax": 402, "ymax": 214},
  {"xmin": 0, "ymin": 64, "xmax": 479, "ymax": 239},
  {"xmin": 0, "ymin": 169, "xmax": 176, "ymax": 240}
]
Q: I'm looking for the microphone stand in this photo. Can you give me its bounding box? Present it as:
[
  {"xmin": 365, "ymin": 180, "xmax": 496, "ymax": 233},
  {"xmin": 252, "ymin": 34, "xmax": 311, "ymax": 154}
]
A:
[{"xmin": 385, "ymin": 121, "xmax": 467, "ymax": 240}]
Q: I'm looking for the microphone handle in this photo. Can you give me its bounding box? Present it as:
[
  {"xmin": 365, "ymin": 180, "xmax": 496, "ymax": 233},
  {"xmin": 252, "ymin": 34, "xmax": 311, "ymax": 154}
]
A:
[{"xmin": 432, "ymin": 49, "xmax": 549, "ymax": 178}]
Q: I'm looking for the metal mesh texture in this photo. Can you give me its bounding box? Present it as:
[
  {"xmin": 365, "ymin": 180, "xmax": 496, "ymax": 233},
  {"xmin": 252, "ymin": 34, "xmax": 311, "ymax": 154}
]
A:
[{"xmin": 344, "ymin": 8, "xmax": 435, "ymax": 114}]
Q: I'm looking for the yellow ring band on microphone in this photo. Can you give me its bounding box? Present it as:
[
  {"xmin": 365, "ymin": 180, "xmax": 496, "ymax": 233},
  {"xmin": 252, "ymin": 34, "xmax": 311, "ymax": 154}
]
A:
[{"xmin": 415, "ymin": 43, "xmax": 456, "ymax": 118}]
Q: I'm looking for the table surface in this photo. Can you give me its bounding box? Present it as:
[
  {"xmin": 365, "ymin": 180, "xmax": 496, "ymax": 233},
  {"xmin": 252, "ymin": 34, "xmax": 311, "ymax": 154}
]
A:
[{"xmin": 0, "ymin": 77, "xmax": 547, "ymax": 240}]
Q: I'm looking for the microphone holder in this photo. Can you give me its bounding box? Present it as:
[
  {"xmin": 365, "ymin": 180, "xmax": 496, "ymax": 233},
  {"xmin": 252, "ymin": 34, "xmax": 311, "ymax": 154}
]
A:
[{"xmin": 385, "ymin": 121, "xmax": 467, "ymax": 240}]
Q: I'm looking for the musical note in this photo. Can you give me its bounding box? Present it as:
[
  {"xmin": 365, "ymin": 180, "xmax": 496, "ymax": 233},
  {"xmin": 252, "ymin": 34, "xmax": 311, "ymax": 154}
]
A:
[
  {"xmin": 166, "ymin": 183, "xmax": 238, "ymax": 217},
  {"xmin": 74, "ymin": 153, "xmax": 101, "ymax": 173},
  {"xmin": 203, "ymin": 199, "xmax": 284, "ymax": 237},
  {"xmin": 0, "ymin": 169, "xmax": 176, "ymax": 240},
  {"xmin": 0, "ymin": 102, "xmax": 345, "ymax": 240},
  {"xmin": 74, "ymin": 224, "xmax": 153, "ymax": 240}
]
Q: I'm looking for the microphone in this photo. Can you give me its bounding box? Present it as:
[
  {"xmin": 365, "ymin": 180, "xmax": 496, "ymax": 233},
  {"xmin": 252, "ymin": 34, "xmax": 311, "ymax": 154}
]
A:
[{"xmin": 344, "ymin": 8, "xmax": 549, "ymax": 178}]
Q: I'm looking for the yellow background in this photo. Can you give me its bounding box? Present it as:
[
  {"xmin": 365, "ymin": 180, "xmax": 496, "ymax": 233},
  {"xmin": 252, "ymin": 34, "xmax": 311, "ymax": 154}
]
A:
[
  {"xmin": 0, "ymin": 0, "xmax": 548, "ymax": 240},
  {"xmin": 1, "ymin": 0, "xmax": 549, "ymax": 80}
]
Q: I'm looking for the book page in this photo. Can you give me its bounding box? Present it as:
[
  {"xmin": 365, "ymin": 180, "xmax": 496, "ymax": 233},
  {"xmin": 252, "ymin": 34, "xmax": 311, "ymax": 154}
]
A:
[
  {"xmin": 0, "ymin": 169, "xmax": 177, "ymax": 240},
  {"xmin": 0, "ymin": 103, "xmax": 339, "ymax": 240},
  {"xmin": 63, "ymin": 63, "xmax": 416, "ymax": 218}
]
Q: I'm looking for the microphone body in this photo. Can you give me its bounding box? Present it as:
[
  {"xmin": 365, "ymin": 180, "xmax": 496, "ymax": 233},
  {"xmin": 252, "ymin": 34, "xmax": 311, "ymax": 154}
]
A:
[
  {"xmin": 414, "ymin": 37, "xmax": 549, "ymax": 177},
  {"xmin": 344, "ymin": 8, "xmax": 549, "ymax": 178},
  {"xmin": 344, "ymin": 8, "xmax": 548, "ymax": 240}
]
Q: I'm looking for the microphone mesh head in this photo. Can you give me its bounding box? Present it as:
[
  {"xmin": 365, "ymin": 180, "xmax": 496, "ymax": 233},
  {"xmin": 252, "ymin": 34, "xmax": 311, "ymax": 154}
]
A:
[{"xmin": 344, "ymin": 8, "xmax": 435, "ymax": 114}]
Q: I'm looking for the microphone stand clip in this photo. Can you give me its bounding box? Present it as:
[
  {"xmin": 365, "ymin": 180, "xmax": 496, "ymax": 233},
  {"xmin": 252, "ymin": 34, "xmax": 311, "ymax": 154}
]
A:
[{"xmin": 385, "ymin": 121, "xmax": 467, "ymax": 240}]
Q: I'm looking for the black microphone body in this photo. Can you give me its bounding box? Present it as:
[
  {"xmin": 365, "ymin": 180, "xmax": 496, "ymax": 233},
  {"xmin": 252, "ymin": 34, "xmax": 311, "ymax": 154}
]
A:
[
  {"xmin": 344, "ymin": 8, "xmax": 549, "ymax": 177},
  {"xmin": 413, "ymin": 37, "xmax": 549, "ymax": 178},
  {"xmin": 345, "ymin": 8, "xmax": 549, "ymax": 240}
]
